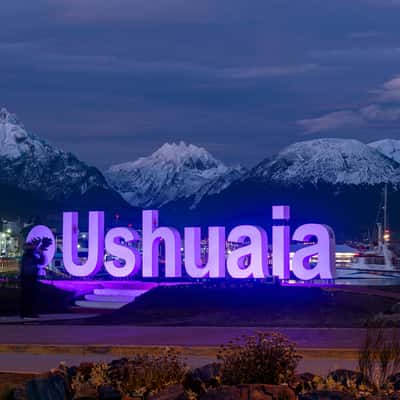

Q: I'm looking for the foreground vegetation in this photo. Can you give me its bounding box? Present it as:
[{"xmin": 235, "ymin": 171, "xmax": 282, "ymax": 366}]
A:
[{"xmin": 3, "ymin": 327, "xmax": 400, "ymax": 399}]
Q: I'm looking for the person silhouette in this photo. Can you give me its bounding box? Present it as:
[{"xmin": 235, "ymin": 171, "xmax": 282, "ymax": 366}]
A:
[{"xmin": 20, "ymin": 237, "xmax": 52, "ymax": 318}]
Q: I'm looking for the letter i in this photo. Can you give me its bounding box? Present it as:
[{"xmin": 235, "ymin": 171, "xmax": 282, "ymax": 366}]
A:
[{"xmin": 272, "ymin": 206, "xmax": 290, "ymax": 280}]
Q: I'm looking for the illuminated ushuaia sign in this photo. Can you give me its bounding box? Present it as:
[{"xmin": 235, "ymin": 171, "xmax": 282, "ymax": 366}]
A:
[{"xmin": 27, "ymin": 206, "xmax": 336, "ymax": 282}]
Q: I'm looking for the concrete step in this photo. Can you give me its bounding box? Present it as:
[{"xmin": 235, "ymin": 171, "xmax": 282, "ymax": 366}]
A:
[
  {"xmin": 93, "ymin": 289, "xmax": 148, "ymax": 297},
  {"xmin": 76, "ymin": 288, "xmax": 149, "ymax": 310},
  {"xmin": 75, "ymin": 300, "xmax": 129, "ymax": 310},
  {"xmin": 84, "ymin": 294, "xmax": 135, "ymax": 303}
]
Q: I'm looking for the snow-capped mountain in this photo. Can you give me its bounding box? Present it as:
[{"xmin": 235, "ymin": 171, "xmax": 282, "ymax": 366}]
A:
[
  {"xmin": 176, "ymin": 137, "xmax": 400, "ymax": 239},
  {"xmin": 0, "ymin": 107, "xmax": 121, "ymax": 204},
  {"xmin": 250, "ymin": 138, "xmax": 400, "ymax": 186},
  {"xmin": 369, "ymin": 139, "xmax": 400, "ymax": 164},
  {"xmin": 105, "ymin": 141, "xmax": 245, "ymax": 208}
]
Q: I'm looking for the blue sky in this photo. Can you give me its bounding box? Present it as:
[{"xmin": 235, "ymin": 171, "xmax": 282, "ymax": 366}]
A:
[{"xmin": 1, "ymin": 0, "xmax": 400, "ymax": 168}]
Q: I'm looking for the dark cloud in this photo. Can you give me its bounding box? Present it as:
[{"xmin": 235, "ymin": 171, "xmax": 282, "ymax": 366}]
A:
[{"xmin": 1, "ymin": 0, "xmax": 400, "ymax": 168}]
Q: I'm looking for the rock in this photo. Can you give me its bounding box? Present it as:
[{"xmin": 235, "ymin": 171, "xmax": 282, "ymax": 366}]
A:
[
  {"xmin": 200, "ymin": 386, "xmax": 241, "ymax": 400},
  {"xmin": 183, "ymin": 363, "xmax": 221, "ymax": 395},
  {"xmin": 292, "ymin": 373, "xmax": 321, "ymax": 394},
  {"xmin": 25, "ymin": 374, "xmax": 70, "ymax": 400},
  {"xmin": 182, "ymin": 372, "xmax": 206, "ymax": 395},
  {"xmin": 98, "ymin": 384, "xmax": 122, "ymax": 400},
  {"xmin": 147, "ymin": 384, "xmax": 187, "ymax": 400},
  {"xmin": 67, "ymin": 366, "xmax": 79, "ymax": 380},
  {"xmin": 327, "ymin": 370, "xmax": 364, "ymax": 386},
  {"xmin": 239, "ymin": 384, "xmax": 296, "ymax": 400},
  {"xmin": 201, "ymin": 384, "xmax": 295, "ymax": 400},
  {"xmin": 192, "ymin": 364, "xmax": 221, "ymax": 385},
  {"xmin": 299, "ymin": 391, "xmax": 355, "ymax": 400}
]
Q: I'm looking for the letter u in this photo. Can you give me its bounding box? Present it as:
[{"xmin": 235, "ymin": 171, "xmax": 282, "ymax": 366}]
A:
[{"xmin": 63, "ymin": 211, "xmax": 104, "ymax": 277}]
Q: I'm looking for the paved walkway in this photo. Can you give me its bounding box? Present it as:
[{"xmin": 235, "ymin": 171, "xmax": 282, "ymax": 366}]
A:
[
  {"xmin": 0, "ymin": 352, "xmax": 357, "ymax": 376},
  {"xmin": 0, "ymin": 313, "xmax": 98, "ymax": 324},
  {"xmin": 0, "ymin": 325, "xmax": 366, "ymax": 348}
]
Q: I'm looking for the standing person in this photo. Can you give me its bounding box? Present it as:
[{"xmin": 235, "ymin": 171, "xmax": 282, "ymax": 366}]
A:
[{"xmin": 20, "ymin": 237, "xmax": 52, "ymax": 319}]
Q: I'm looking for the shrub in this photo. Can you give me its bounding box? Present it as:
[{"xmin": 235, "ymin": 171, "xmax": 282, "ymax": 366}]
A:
[
  {"xmin": 110, "ymin": 348, "xmax": 187, "ymax": 396},
  {"xmin": 358, "ymin": 321, "xmax": 400, "ymax": 390},
  {"xmin": 71, "ymin": 362, "xmax": 110, "ymax": 399},
  {"xmin": 70, "ymin": 349, "xmax": 187, "ymax": 398},
  {"xmin": 217, "ymin": 331, "xmax": 301, "ymax": 385}
]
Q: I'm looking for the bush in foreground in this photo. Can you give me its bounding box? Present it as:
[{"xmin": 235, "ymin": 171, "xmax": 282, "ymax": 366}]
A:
[
  {"xmin": 71, "ymin": 348, "xmax": 187, "ymax": 398},
  {"xmin": 217, "ymin": 331, "xmax": 302, "ymax": 385}
]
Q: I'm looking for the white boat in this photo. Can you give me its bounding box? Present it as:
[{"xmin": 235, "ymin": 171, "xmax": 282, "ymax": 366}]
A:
[{"xmin": 335, "ymin": 185, "xmax": 400, "ymax": 285}]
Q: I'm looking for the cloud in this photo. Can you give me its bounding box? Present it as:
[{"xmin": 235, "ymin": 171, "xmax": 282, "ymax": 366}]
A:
[
  {"xmin": 360, "ymin": 104, "xmax": 400, "ymax": 121},
  {"xmin": 297, "ymin": 74, "xmax": 400, "ymax": 134},
  {"xmin": 222, "ymin": 64, "xmax": 319, "ymax": 79},
  {"xmin": 3, "ymin": 0, "xmax": 400, "ymax": 168},
  {"xmin": 298, "ymin": 105, "xmax": 400, "ymax": 134},
  {"xmin": 298, "ymin": 111, "xmax": 365, "ymax": 134},
  {"xmin": 372, "ymin": 76, "xmax": 400, "ymax": 102},
  {"xmin": 310, "ymin": 47, "xmax": 400, "ymax": 62},
  {"xmin": 48, "ymin": 0, "xmax": 219, "ymax": 22},
  {"xmin": 0, "ymin": 40, "xmax": 319, "ymax": 82},
  {"xmin": 348, "ymin": 31, "xmax": 379, "ymax": 39},
  {"xmin": 364, "ymin": 0, "xmax": 400, "ymax": 5}
]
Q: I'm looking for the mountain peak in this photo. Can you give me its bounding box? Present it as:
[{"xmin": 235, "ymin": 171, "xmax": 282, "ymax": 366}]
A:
[
  {"xmin": 0, "ymin": 107, "xmax": 21, "ymax": 126},
  {"xmin": 150, "ymin": 141, "xmax": 220, "ymax": 170},
  {"xmin": 252, "ymin": 137, "xmax": 400, "ymax": 186},
  {"xmin": 0, "ymin": 107, "xmax": 114, "ymax": 202},
  {"xmin": 105, "ymin": 142, "xmax": 243, "ymax": 208}
]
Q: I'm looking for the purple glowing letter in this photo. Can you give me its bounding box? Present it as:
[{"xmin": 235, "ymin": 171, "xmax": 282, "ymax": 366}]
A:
[
  {"xmin": 227, "ymin": 225, "xmax": 269, "ymax": 279},
  {"xmin": 291, "ymin": 224, "xmax": 336, "ymax": 280},
  {"xmin": 142, "ymin": 210, "xmax": 182, "ymax": 278},
  {"xmin": 272, "ymin": 206, "xmax": 290, "ymax": 280},
  {"xmin": 26, "ymin": 225, "xmax": 56, "ymax": 276},
  {"xmin": 104, "ymin": 227, "xmax": 142, "ymax": 278},
  {"xmin": 63, "ymin": 211, "xmax": 104, "ymax": 277},
  {"xmin": 184, "ymin": 227, "xmax": 226, "ymax": 278}
]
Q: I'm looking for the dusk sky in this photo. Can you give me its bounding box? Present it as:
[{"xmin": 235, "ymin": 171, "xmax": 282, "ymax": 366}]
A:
[{"xmin": 2, "ymin": 0, "xmax": 400, "ymax": 169}]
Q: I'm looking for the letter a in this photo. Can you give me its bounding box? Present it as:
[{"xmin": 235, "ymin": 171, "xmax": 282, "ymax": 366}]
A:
[
  {"xmin": 227, "ymin": 225, "xmax": 269, "ymax": 279},
  {"xmin": 292, "ymin": 224, "xmax": 336, "ymax": 280}
]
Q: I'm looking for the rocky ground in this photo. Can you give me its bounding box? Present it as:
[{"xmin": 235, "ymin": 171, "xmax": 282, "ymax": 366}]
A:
[{"xmin": 2, "ymin": 360, "xmax": 400, "ymax": 400}]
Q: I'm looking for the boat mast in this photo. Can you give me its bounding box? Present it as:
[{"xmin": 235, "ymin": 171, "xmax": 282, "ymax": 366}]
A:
[{"xmin": 384, "ymin": 183, "xmax": 388, "ymax": 234}]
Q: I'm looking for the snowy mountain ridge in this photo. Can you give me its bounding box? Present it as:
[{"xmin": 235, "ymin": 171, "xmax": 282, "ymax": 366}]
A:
[
  {"xmin": 0, "ymin": 107, "xmax": 114, "ymax": 202},
  {"xmin": 1, "ymin": 106, "xmax": 400, "ymax": 212},
  {"xmin": 250, "ymin": 138, "xmax": 400, "ymax": 186},
  {"xmin": 105, "ymin": 141, "xmax": 245, "ymax": 208}
]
